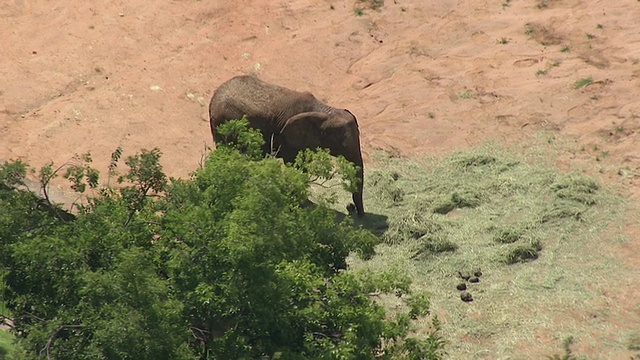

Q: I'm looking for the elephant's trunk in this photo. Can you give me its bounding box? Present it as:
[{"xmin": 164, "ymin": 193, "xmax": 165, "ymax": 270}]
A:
[{"xmin": 353, "ymin": 160, "xmax": 365, "ymax": 217}]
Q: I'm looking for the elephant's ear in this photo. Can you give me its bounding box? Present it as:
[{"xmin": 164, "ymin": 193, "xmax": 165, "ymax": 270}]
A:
[
  {"xmin": 343, "ymin": 109, "xmax": 359, "ymax": 127},
  {"xmin": 282, "ymin": 112, "xmax": 328, "ymax": 149}
]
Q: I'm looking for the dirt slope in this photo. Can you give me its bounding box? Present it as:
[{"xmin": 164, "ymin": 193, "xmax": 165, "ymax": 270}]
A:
[
  {"xmin": 1, "ymin": 0, "xmax": 639, "ymax": 357},
  {"xmin": 2, "ymin": 1, "xmax": 639, "ymax": 183}
]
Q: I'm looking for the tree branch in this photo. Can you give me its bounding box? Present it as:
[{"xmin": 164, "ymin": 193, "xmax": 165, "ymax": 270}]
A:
[
  {"xmin": 189, "ymin": 325, "xmax": 210, "ymax": 342},
  {"xmin": 0, "ymin": 314, "xmax": 14, "ymax": 329},
  {"xmin": 40, "ymin": 324, "xmax": 85, "ymax": 359}
]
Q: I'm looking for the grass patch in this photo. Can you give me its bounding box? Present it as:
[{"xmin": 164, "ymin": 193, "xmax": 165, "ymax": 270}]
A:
[
  {"xmin": 503, "ymin": 239, "xmax": 543, "ymax": 264},
  {"xmin": 527, "ymin": 23, "xmax": 563, "ymax": 45},
  {"xmin": 537, "ymin": 0, "xmax": 550, "ymax": 9},
  {"xmin": 0, "ymin": 330, "xmax": 16, "ymax": 359},
  {"xmin": 524, "ymin": 23, "xmax": 535, "ymax": 36},
  {"xmin": 412, "ymin": 234, "xmax": 459, "ymax": 259},
  {"xmin": 363, "ymin": 0, "xmax": 384, "ymax": 10},
  {"xmin": 628, "ymin": 331, "xmax": 640, "ymax": 351},
  {"xmin": 342, "ymin": 141, "xmax": 628, "ymax": 357},
  {"xmin": 432, "ymin": 191, "xmax": 481, "ymax": 215},
  {"xmin": 493, "ymin": 226, "xmax": 527, "ymax": 244},
  {"xmin": 361, "ymin": 145, "xmax": 605, "ymax": 264},
  {"xmin": 458, "ymin": 90, "xmax": 474, "ymax": 99},
  {"xmin": 353, "ymin": 0, "xmax": 383, "ymax": 15},
  {"xmin": 574, "ymin": 77, "xmax": 593, "ymax": 89},
  {"xmin": 548, "ymin": 336, "xmax": 580, "ymax": 360}
]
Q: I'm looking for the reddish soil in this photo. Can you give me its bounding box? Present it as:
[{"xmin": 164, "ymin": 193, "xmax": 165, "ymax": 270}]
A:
[{"xmin": 1, "ymin": 0, "xmax": 639, "ymax": 357}]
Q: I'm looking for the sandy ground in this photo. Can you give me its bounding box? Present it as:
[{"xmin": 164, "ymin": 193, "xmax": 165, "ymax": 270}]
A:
[{"xmin": 1, "ymin": 0, "xmax": 639, "ymax": 357}]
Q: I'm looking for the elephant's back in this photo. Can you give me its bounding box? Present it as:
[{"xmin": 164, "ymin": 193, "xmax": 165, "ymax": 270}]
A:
[{"xmin": 210, "ymin": 76, "xmax": 312, "ymax": 122}]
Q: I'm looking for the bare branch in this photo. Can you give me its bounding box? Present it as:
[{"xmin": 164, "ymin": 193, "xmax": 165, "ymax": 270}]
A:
[
  {"xmin": 189, "ymin": 325, "xmax": 210, "ymax": 342},
  {"xmin": 0, "ymin": 314, "xmax": 14, "ymax": 329},
  {"xmin": 24, "ymin": 312, "xmax": 47, "ymax": 322},
  {"xmin": 40, "ymin": 324, "xmax": 85, "ymax": 359},
  {"xmin": 269, "ymin": 134, "xmax": 282, "ymax": 158},
  {"xmin": 198, "ymin": 142, "xmax": 210, "ymax": 170}
]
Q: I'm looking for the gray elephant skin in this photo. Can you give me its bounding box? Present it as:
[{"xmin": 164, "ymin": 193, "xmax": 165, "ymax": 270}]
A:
[{"xmin": 209, "ymin": 75, "xmax": 365, "ymax": 217}]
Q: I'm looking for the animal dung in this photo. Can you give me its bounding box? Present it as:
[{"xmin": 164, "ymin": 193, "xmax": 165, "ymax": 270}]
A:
[
  {"xmin": 458, "ymin": 271, "xmax": 471, "ymax": 280},
  {"xmin": 456, "ymin": 268, "xmax": 484, "ymax": 301}
]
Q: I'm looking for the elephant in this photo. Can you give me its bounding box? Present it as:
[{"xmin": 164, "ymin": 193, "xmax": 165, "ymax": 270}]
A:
[{"xmin": 209, "ymin": 75, "xmax": 365, "ymax": 217}]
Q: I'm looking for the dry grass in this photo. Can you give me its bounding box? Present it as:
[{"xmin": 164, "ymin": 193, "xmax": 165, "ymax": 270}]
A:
[
  {"xmin": 525, "ymin": 22, "xmax": 564, "ymax": 46},
  {"xmin": 332, "ymin": 140, "xmax": 636, "ymax": 358}
]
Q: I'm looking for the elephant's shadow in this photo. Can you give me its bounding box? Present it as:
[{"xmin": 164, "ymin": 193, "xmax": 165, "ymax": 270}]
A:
[
  {"xmin": 345, "ymin": 212, "xmax": 389, "ymax": 237},
  {"xmin": 323, "ymin": 206, "xmax": 390, "ymax": 237}
]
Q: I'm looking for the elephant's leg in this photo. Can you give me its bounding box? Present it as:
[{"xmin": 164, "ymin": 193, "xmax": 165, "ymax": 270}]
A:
[
  {"xmin": 213, "ymin": 129, "xmax": 224, "ymax": 149},
  {"xmin": 353, "ymin": 192, "xmax": 365, "ymax": 217},
  {"xmin": 279, "ymin": 146, "xmax": 300, "ymax": 164},
  {"xmin": 353, "ymin": 166, "xmax": 365, "ymax": 216}
]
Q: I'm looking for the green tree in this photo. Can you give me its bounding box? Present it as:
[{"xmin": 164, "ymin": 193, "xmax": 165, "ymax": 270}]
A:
[{"xmin": 0, "ymin": 120, "xmax": 445, "ymax": 359}]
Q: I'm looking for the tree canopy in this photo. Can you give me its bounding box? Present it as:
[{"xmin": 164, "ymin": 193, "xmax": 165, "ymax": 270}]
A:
[{"xmin": 0, "ymin": 120, "xmax": 445, "ymax": 359}]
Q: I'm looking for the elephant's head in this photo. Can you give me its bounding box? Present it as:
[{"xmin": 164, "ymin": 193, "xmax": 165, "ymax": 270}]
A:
[{"xmin": 281, "ymin": 110, "xmax": 365, "ymax": 217}]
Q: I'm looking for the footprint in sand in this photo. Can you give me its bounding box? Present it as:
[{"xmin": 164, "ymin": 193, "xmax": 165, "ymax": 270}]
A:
[{"xmin": 513, "ymin": 58, "xmax": 540, "ymax": 68}]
